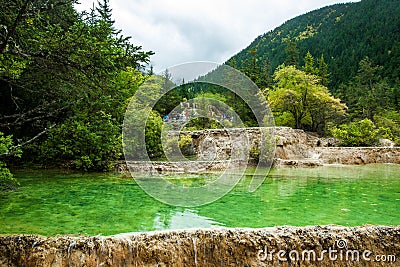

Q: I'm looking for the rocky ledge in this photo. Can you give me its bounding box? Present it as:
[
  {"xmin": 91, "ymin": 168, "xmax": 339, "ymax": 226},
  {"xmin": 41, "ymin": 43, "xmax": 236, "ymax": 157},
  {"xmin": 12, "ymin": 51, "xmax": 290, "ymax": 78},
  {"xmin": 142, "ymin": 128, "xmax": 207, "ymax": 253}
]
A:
[
  {"xmin": 116, "ymin": 127, "xmax": 400, "ymax": 173},
  {"xmin": 0, "ymin": 226, "xmax": 398, "ymax": 266}
]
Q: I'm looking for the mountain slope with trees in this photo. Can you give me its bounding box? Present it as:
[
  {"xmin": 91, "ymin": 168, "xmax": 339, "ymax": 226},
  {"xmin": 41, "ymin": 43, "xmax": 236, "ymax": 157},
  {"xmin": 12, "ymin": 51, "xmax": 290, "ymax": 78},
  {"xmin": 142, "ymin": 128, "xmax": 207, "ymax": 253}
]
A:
[
  {"xmin": 228, "ymin": 0, "xmax": 400, "ymax": 90},
  {"xmin": 226, "ymin": 0, "xmax": 400, "ymax": 143}
]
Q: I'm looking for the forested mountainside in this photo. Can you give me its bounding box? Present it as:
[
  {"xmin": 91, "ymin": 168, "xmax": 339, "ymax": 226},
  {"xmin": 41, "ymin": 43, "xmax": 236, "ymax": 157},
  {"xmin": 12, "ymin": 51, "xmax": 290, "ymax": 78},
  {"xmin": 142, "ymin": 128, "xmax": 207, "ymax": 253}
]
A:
[
  {"xmin": 222, "ymin": 0, "xmax": 400, "ymax": 144},
  {"xmin": 228, "ymin": 0, "xmax": 400, "ymax": 90}
]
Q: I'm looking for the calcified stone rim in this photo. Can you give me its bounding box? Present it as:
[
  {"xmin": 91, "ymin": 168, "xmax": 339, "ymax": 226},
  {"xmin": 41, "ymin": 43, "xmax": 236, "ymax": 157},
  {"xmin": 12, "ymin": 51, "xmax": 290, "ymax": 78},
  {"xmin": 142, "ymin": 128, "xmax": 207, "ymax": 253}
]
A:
[{"xmin": 1, "ymin": 226, "xmax": 399, "ymax": 266}]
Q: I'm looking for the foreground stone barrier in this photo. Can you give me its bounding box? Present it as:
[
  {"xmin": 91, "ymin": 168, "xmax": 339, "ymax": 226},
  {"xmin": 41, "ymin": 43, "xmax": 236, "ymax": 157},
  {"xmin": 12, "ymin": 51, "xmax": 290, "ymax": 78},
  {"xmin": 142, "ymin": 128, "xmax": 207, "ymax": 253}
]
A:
[{"xmin": 1, "ymin": 226, "xmax": 398, "ymax": 266}]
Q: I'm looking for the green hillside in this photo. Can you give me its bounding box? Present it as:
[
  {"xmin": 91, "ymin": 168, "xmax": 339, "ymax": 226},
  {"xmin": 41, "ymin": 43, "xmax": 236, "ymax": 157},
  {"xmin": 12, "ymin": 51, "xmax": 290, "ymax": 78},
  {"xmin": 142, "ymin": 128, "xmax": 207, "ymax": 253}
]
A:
[
  {"xmin": 222, "ymin": 0, "xmax": 400, "ymax": 142},
  {"xmin": 227, "ymin": 0, "xmax": 400, "ymax": 90}
]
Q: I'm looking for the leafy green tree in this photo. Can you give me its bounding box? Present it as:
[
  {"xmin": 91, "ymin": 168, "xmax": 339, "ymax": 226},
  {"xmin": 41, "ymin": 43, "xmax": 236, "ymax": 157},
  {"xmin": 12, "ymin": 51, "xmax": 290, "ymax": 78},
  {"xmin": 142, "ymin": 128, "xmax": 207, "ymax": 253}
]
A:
[
  {"xmin": 36, "ymin": 112, "xmax": 121, "ymax": 171},
  {"xmin": 123, "ymin": 73, "xmax": 179, "ymax": 159},
  {"xmin": 145, "ymin": 111, "xmax": 163, "ymax": 158},
  {"xmin": 111, "ymin": 67, "xmax": 146, "ymax": 121},
  {"xmin": 374, "ymin": 113, "xmax": 400, "ymax": 145},
  {"xmin": 268, "ymin": 65, "xmax": 346, "ymax": 132},
  {"xmin": 307, "ymin": 88, "xmax": 347, "ymax": 133},
  {"xmin": 0, "ymin": 0, "xmax": 152, "ymax": 136},
  {"xmin": 0, "ymin": 1, "xmax": 153, "ymax": 170}
]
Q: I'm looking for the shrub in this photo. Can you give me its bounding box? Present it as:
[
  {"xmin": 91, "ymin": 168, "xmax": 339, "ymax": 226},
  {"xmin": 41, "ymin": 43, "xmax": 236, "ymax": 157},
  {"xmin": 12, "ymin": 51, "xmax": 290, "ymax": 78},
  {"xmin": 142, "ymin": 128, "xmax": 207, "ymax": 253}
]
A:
[
  {"xmin": 330, "ymin": 119, "xmax": 379, "ymax": 146},
  {"xmin": 0, "ymin": 162, "xmax": 19, "ymax": 190},
  {"xmin": 145, "ymin": 111, "xmax": 163, "ymax": 158},
  {"xmin": 374, "ymin": 114, "xmax": 400, "ymax": 145},
  {"xmin": 38, "ymin": 111, "xmax": 121, "ymax": 171}
]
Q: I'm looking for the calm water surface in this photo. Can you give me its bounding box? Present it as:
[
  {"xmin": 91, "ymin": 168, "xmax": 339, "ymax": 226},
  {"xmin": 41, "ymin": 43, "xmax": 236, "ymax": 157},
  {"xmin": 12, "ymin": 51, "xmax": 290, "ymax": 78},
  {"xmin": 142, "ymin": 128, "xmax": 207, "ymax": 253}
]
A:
[{"xmin": 0, "ymin": 164, "xmax": 399, "ymax": 236}]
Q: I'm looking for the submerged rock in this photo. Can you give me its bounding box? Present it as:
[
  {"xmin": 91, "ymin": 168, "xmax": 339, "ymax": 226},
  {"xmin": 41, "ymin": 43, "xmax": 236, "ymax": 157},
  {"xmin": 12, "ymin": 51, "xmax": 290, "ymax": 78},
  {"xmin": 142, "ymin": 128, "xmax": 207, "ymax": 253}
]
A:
[{"xmin": 0, "ymin": 226, "xmax": 398, "ymax": 266}]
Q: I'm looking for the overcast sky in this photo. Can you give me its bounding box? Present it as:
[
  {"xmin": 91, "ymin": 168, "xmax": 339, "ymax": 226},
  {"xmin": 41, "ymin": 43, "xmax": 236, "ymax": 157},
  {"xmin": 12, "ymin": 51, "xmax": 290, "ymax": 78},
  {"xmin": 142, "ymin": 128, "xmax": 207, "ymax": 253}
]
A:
[{"xmin": 76, "ymin": 0, "xmax": 357, "ymax": 72}]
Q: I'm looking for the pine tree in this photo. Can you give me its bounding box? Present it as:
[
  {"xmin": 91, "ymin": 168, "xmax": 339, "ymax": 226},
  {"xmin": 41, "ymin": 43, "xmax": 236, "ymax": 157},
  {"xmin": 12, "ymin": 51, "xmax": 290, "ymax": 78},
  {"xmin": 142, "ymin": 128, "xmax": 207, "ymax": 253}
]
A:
[
  {"xmin": 284, "ymin": 40, "xmax": 299, "ymax": 67},
  {"xmin": 243, "ymin": 48, "xmax": 260, "ymax": 82},
  {"xmin": 317, "ymin": 55, "xmax": 330, "ymax": 87},
  {"xmin": 346, "ymin": 57, "xmax": 393, "ymax": 121},
  {"xmin": 258, "ymin": 59, "xmax": 273, "ymax": 89},
  {"xmin": 303, "ymin": 51, "xmax": 317, "ymax": 75},
  {"xmin": 96, "ymin": 0, "xmax": 114, "ymax": 25}
]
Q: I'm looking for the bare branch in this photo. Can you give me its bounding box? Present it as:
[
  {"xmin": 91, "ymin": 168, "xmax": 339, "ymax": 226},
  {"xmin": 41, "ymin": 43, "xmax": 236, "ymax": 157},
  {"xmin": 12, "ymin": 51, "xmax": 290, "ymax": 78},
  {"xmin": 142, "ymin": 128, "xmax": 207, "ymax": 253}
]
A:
[
  {"xmin": 0, "ymin": 124, "xmax": 56, "ymax": 158},
  {"xmin": 0, "ymin": 101, "xmax": 71, "ymax": 129}
]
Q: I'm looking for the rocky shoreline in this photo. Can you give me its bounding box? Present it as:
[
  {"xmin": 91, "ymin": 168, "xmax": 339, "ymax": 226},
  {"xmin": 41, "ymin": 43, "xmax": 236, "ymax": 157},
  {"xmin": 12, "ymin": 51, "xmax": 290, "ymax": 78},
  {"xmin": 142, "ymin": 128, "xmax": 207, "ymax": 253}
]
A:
[
  {"xmin": 117, "ymin": 145, "xmax": 400, "ymax": 173},
  {"xmin": 115, "ymin": 127, "xmax": 400, "ymax": 173},
  {"xmin": 274, "ymin": 147, "xmax": 400, "ymax": 167},
  {"xmin": 116, "ymin": 127, "xmax": 400, "ymax": 173},
  {"xmin": 1, "ymin": 226, "xmax": 398, "ymax": 266}
]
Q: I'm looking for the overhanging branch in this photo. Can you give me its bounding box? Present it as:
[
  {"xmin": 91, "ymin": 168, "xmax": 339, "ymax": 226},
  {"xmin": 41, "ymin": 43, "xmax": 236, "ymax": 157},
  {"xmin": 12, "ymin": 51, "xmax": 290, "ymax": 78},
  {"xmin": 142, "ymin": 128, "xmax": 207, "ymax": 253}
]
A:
[{"xmin": 0, "ymin": 124, "xmax": 56, "ymax": 158}]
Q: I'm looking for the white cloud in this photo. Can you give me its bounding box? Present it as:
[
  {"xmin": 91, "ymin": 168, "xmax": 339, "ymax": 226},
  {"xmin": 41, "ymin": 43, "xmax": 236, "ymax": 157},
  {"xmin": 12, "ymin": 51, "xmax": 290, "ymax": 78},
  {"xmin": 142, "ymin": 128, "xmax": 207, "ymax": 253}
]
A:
[{"xmin": 76, "ymin": 0, "xmax": 359, "ymax": 72}]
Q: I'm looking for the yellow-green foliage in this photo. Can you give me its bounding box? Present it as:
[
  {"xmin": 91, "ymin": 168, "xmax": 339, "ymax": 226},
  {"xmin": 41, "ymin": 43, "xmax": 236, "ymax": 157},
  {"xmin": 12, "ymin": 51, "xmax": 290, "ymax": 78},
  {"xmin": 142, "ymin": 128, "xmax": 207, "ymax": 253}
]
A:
[{"xmin": 268, "ymin": 65, "xmax": 346, "ymax": 132}]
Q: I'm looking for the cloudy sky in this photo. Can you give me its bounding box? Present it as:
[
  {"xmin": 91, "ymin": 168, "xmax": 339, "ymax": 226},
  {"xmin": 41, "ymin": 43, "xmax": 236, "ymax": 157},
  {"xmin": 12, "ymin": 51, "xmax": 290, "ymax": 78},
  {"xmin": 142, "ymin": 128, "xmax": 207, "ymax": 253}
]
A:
[{"xmin": 76, "ymin": 0, "xmax": 357, "ymax": 72}]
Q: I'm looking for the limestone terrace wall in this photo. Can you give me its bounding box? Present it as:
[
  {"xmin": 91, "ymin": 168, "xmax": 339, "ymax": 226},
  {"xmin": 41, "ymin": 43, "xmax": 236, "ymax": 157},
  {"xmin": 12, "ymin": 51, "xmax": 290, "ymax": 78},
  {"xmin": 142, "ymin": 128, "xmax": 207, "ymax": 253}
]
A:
[{"xmin": 0, "ymin": 226, "xmax": 398, "ymax": 266}]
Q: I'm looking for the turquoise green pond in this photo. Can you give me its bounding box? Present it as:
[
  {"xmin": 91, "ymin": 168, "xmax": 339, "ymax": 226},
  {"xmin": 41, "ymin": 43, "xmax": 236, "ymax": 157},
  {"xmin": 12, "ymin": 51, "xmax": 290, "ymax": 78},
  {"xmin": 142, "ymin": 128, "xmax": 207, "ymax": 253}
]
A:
[{"xmin": 1, "ymin": 164, "xmax": 399, "ymax": 236}]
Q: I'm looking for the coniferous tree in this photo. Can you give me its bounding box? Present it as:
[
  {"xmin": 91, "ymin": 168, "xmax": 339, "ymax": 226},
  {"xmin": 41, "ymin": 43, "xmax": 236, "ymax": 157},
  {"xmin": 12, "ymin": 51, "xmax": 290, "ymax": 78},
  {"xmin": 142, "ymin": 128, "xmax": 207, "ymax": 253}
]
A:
[
  {"xmin": 0, "ymin": 0, "xmax": 154, "ymax": 171},
  {"xmin": 284, "ymin": 40, "xmax": 299, "ymax": 67},
  {"xmin": 96, "ymin": 0, "xmax": 114, "ymax": 24},
  {"xmin": 303, "ymin": 51, "xmax": 317, "ymax": 75},
  {"xmin": 317, "ymin": 55, "xmax": 330, "ymax": 87}
]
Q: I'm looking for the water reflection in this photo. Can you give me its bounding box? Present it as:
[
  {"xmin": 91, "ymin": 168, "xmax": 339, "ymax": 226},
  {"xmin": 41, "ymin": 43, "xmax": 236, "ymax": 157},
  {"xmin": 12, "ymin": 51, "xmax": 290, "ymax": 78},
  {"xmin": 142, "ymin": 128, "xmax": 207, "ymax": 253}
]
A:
[
  {"xmin": 153, "ymin": 209, "xmax": 224, "ymax": 230},
  {"xmin": 2, "ymin": 165, "xmax": 399, "ymax": 236}
]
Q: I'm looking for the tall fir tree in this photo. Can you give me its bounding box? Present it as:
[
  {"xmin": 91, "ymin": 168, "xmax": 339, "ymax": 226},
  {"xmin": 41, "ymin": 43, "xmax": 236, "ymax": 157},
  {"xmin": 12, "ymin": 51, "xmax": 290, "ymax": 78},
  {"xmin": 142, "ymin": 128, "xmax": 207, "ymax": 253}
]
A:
[
  {"xmin": 317, "ymin": 55, "xmax": 330, "ymax": 87},
  {"xmin": 284, "ymin": 40, "xmax": 299, "ymax": 67},
  {"xmin": 303, "ymin": 51, "xmax": 317, "ymax": 75}
]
